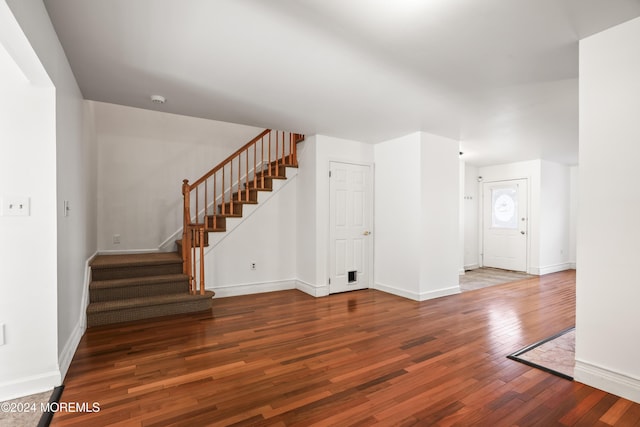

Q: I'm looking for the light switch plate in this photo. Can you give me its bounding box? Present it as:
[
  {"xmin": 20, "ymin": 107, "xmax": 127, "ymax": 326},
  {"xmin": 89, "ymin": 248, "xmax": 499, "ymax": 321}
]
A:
[{"xmin": 1, "ymin": 197, "xmax": 30, "ymax": 216}]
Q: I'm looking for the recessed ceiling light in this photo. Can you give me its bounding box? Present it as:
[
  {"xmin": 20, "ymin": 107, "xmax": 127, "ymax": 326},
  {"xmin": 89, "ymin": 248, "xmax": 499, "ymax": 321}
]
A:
[{"xmin": 150, "ymin": 95, "xmax": 166, "ymax": 104}]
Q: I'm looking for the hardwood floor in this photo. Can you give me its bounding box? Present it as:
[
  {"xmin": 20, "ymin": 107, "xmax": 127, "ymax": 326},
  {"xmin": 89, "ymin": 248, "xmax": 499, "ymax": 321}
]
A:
[{"xmin": 53, "ymin": 270, "xmax": 640, "ymax": 426}]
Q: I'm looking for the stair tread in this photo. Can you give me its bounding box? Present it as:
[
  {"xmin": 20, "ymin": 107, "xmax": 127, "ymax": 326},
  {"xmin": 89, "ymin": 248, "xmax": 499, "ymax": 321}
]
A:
[
  {"xmin": 90, "ymin": 273, "xmax": 188, "ymax": 290},
  {"xmin": 91, "ymin": 252, "xmax": 182, "ymax": 269},
  {"xmin": 87, "ymin": 291, "xmax": 215, "ymax": 313}
]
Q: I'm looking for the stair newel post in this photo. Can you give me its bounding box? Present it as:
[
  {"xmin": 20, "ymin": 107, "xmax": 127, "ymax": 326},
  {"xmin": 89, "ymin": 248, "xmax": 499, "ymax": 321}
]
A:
[
  {"xmin": 199, "ymin": 227, "xmax": 205, "ymax": 295},
  {"xmin": 182, "ymin": 179, "xmax": 192, "ymax": 284}
]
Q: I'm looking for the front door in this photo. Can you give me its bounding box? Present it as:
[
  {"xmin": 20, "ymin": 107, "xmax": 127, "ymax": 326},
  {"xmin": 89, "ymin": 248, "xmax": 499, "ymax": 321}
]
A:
[
  {"xmin": 329, "ymin": 162, "xmax": 373, "ymax": 293},
  {"xmin": 482, "ymin": 179, "xmax": 528, "ymax": 272}
]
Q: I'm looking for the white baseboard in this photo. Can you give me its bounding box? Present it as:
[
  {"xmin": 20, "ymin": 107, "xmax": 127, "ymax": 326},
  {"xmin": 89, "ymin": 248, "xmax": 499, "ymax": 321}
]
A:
[
  {"xmin": 574, "ymin": 359, "xmax": 640, "ymax": 404},
  {"xmin": 58, "ymin": 321, "xmax": 85, "ymax": 382},
  {"xmin": 419, "ymin": 285, "xmax": 461, "ymax": 301},
  {"xmin": 464, "ymin": 263, "xmax": 480, "ymax": 271},
  {"xmin": 374, "ymin": 282, "xmax": 461, "ymax": 301},
  {"xmin": 97, "ymin": 248, "xmax": 161, "ymax": 255},
  {"xmin": 0, "ymin": 370, "xmax": 61, "ymax": 402},
  {"xmin": 531, "ymin": 263, "xmax": 572, "ymax": 276},
  {"xmin": 209, "ymin": 279, "xmax": 296, "ymax": 298},
  {"xmin": 296, "ymin": 280, "xmax": 329, "ymax": 297},
  {"xmin": 59, "ymin": 252, "xmax": 95, "ymax": 381},
  {"xmin": 374, "ymin": 282, "xmax": 421, "ymax": 300}
]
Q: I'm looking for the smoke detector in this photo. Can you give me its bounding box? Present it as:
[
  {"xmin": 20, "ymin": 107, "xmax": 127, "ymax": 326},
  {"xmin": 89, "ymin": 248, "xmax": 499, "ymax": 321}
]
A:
[{"xmin": 150, "ymin": 95, "xmax": 166, "ymax": 104}]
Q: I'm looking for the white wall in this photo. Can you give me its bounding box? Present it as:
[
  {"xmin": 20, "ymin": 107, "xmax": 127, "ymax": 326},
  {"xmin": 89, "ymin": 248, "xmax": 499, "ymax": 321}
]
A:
[
  {"xmin": 205, "ymin": 175, "xmax": 297, "ymax": 297},
  {"xmin": 93, "ymin": 102, "xmax": 263, "ymax": 251},
  {"xmin": 0, "ymin": 1, "xmax": 60, "ymax": 400},
  {"xmin": 6, "ymin": 0, "xmax": 98, "ymax": 382},
  {"xmin": 539, "ymin": 160, "xmax": 571, "ymax": 274},
  {"xmin": 569, "ymin": 166, "xmax": 578, "ymax": 268},
  {"xmin": 463, "ymin": 163, "xmax": 480, "ymax": 269},
  {"xmin": 419, "ymin": 132, "xmax": 460, "ymax": 298},
  {"xmin": 576, "ymin": 16, "xmax": 640, "ymax": 403},
  {"xmin": 374, "ymin": 133, "xmax": 422, "ymax": 298},
  {"xmin": 374, "ymin": 132, "xmax": 460, "ymax": 301},
  {"xmin": 295, "ymin": 137, "xmax": 317, "ymax": 292}
]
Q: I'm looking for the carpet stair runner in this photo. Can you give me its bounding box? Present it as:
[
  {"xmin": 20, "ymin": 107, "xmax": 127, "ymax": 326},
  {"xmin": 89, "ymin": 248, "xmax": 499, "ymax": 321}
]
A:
[{"xmin": 87, "ymin": 252, "xmax": 214, "ymax": 327}]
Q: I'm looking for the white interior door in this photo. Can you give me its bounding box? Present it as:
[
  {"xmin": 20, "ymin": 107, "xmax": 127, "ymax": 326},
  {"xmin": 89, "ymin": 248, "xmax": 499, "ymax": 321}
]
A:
[
  {"xmin": 329, "ymin": 162, "xmax": 373, "ymax": 293},
  {"xmin": 482, "ymin": 179, "xmax": 528, "ymax": 272}
]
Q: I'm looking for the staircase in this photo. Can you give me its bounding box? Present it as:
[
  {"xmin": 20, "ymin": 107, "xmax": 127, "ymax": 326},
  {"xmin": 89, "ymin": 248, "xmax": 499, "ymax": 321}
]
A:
[
  {"xmin": 86, "ymin": 129, "xmax": 303, "ymax": 327},
  {"xmin": 87, "ymin": 252, "xmax": 213, "ymax": 327}
]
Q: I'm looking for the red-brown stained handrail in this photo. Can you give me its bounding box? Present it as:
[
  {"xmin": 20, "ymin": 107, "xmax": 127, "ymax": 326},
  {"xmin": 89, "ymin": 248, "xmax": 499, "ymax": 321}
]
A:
[{"xmin": 187, "ymin": 128, "xmax": 270, "ymax": 190}]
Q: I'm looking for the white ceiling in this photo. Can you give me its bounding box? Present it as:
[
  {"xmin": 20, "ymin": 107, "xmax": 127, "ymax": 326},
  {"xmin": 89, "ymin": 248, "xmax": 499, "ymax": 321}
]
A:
[{"xmin": 43, "ymin": 0, "xmax": 640, "ymax": 166}]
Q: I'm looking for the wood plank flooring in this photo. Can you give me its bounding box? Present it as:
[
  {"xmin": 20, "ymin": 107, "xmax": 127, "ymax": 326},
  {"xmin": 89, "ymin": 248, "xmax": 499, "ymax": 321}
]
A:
[{"xmin": 52, "ymin": 270, "xmax": 640, "ymax": 426}]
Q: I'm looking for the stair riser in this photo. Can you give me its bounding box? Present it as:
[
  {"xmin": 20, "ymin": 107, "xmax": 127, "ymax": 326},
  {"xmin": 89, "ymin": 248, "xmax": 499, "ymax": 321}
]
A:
[
  {"xmin": 92, "ymin": 263, "xmax": 183, "ymax": 281},
  {"xmin": 90, "ymin": 281, "xmax": 189, "ymax": 303},
  {"xmin": 205, "ymin": 216, "xmax": 226, "ymax": 230},
  {"xmin": 233, "ymin": 189, "xmax": 258, "ymax": 203},
  {"xmin": 87, "ymin": 299, "xmax": 212, "ymax": 328},
  {"xmin": 245, "ymin": 177, "xmax": 273, "ymax": 191},
  {"xmin": 218, "ymin": 203, "xmax": 243, "ymax": 216}
]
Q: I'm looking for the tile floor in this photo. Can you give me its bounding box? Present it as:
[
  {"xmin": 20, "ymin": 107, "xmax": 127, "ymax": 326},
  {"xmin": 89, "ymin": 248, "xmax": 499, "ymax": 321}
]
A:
[
  {"xmin": 514, "ymin": 329, "xmax": 576, "ymax": 378},
  {"xmin": 0, "ymin": 389, "xmax": 51, "ymax": 427},
  {"xmin": 460, "ymin": 267, "xmax": 535, "ymax": 292}
]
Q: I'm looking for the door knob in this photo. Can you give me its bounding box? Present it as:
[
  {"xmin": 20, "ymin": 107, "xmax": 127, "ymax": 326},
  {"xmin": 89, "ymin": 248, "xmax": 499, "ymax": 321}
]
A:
[
  {"xmin": 363, "ymin": 231, "xmax": 371, "ymax": 236},
  {"xmin": 520, "ymin": 231, "xmax": 525, "ymax": 235}
]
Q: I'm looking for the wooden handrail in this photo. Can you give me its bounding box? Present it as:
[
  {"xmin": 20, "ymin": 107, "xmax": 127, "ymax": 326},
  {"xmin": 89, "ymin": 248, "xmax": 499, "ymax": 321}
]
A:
[
  {"xmin": 187, "ymin": 129, "xmax": 271, "ymax": 190},
  {"xmin": 181, "ymin": 128, "xmax": 304, "ymax": 294}
]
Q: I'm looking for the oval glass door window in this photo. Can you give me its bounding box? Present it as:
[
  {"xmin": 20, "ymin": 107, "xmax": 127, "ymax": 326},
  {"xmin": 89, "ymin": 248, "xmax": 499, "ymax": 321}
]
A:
[{"xmin": 492, "ymin": 188, "xmax": 517, "ymax": 229}]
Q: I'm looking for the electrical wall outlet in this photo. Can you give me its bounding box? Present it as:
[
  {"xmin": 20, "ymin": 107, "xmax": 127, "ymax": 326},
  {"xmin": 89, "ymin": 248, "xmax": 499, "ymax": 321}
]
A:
[
  {"xmin": 113, "ymin": 234, "xmax": 121, "ymax": 244},
  {"xmin": 250, "ymin": 262, "xmax": 256, "ymax": 270}
]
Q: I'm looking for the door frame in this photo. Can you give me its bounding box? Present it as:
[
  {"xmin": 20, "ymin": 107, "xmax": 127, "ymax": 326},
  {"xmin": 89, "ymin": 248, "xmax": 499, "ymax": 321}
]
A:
[
  {"xmin": 479, "ymin": 177, "xmax": 530, "ymax": 273},
  {"xmin": 327, "ymin": 160, "xmax": 375, "ymax": 293}
]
